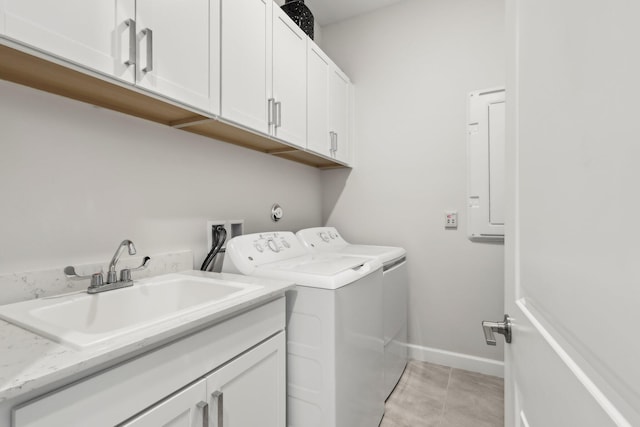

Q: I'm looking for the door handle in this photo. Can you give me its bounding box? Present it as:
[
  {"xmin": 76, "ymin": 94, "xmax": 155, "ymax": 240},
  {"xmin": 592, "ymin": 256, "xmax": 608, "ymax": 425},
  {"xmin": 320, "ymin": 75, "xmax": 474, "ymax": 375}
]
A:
[
  {"xmin": 196, "ymin": 401, "xmax": 208, "ymax": 427},
  {"xmin": 275, "ymin": 101, "xmax": 282, "ymax": 128},
  {"xmin": 212, "ymin": 390, "xmax": 223, "ymax": 427},
  {"xmin": 268, "ymin": 98, "xmax": 275, "ymax": 127},
  {"xmin": 482, "ymin": 314, "xmax": 512, "ymax": 345},
  {"xmin": 141, "ymin": 28, "xmax": 153, "ymax": 73},
  {"xmin": 124, "ymin": 19, "xmax": 136, "ymax": 66}
]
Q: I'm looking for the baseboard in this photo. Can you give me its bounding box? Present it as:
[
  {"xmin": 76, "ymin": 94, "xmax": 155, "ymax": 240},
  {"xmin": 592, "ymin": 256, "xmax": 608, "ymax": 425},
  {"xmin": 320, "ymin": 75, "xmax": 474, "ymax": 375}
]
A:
[{"xmin": 407, "ymin": 344, "xmax": 504, "ymax": 378}]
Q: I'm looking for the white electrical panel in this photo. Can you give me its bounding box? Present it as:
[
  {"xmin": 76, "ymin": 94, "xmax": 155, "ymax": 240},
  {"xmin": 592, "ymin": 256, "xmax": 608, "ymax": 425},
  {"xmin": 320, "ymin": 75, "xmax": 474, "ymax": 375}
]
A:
[{"xmin": 467, "ymin": 87, "xmax": 505, "ymax": 241}]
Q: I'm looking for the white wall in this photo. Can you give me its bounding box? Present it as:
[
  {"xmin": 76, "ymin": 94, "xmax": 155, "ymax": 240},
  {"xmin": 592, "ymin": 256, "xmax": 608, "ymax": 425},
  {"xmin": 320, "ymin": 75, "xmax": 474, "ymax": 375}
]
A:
[
  {"xmin": 0, "ymin": 80, "xmax": 322, "ymax": 275},
  {"xmin": 320, "ymin": 0, "xmax": 506, "ymax": 364}
]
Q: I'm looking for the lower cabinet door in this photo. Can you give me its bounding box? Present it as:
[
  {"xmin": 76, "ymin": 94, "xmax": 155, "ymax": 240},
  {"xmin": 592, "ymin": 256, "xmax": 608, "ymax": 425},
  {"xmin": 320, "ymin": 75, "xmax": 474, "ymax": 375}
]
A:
[
  {"xmin": 120, "ymin": 379, "xmax": 208, "ymax": 427},
  {"xmin": 206, "ymin": 332, "xmax": 286, "ymax": 427}
]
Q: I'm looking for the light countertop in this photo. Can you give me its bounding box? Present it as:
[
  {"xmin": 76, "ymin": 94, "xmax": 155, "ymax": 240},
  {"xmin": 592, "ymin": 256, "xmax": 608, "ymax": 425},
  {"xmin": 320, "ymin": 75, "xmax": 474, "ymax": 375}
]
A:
[{"xmin": 0, "ymin": 270, "xmax": 294, "ymax": 403}]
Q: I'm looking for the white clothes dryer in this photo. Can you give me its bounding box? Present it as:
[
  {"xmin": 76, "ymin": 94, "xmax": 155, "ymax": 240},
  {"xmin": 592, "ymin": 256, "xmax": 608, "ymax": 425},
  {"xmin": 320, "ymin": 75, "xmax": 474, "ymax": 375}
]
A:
[
  {"xmin": 296, "ymin": 227, "xmax": 408, "ymax": 399},
  {"xmin": 222, "ymin": 231, "xmax": 384, "ymax": 427}
]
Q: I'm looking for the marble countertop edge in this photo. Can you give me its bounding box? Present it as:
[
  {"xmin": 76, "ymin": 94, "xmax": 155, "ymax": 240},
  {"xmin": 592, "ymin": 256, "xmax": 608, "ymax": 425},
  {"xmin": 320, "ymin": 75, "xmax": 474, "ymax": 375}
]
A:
[{"xmin": 0, "ymin": 271, "xmax": 295, "ymax": 403}]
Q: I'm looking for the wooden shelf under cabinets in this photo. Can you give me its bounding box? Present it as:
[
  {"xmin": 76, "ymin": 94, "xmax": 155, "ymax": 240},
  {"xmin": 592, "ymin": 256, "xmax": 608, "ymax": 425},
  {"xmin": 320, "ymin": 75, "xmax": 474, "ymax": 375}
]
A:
[{"xmin": 0, "ymin": 43, "xmax": 347, "ymax": 169}]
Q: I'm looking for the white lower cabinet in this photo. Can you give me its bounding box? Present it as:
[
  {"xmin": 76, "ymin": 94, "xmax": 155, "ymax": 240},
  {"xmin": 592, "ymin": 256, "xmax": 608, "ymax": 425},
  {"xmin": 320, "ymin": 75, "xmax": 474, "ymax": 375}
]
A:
[
  {"xmin": 122, "ymin": 332, "xmax": 285, "ymax": 427},
  {"xmin": 122, "ymin": 379, "xmax": 208, "ymax": 427},
  {"xmin": 11, "ymin": 298, "xmax": 285, "ymax": 427},
  {"xmin": 205, "ymin": 332, "xmax": 285, "ymax": 427}
]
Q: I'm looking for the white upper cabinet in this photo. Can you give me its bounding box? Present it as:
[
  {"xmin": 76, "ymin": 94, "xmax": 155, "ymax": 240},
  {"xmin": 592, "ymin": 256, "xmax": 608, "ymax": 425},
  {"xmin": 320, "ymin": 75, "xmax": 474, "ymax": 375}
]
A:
[
  {"xmin": 220, "ymin": 0, "xmax": 271, "ymax": 134},
  {"xmin": 221, "ymin": 0, "xmax": 307, "ymax": 148},
  {"xmin": 0, "ymin": 0, "xmax": 218, "ymax": 113},
  {"xmin": 271, "ymin": 7, "xmax": 307, "ymax": 148},
  {"xmin": 307, "ymin": 39, "xmax": 351, "ymax": 163},
  {"xmin": 0, "ymin": 0, "xmax": 136, "ymax": 83},
  {"xmin": 307, "ymin": 41, "xmax": 331, "ymax": 157},
  {"xmin": 329, "ymin": 66, "xmax": 351, "ymax": 163},
  {"xmin": 0, "ymin": 0, "xmax": 351, "ymax": 165},
  {"xmin": 135, "ymin": 0, "xmax": 217, "ymax": 113}
]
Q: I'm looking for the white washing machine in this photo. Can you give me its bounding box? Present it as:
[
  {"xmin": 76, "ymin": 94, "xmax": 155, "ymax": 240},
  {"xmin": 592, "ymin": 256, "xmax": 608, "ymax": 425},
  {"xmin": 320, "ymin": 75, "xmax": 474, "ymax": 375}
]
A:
[
  {"xmin": 296, "ymin": 227, "xmax": 408, "ymax": 400},
  {"xmin": 222, "ymin": 231, "xmax": 384, "ymax": 427}
]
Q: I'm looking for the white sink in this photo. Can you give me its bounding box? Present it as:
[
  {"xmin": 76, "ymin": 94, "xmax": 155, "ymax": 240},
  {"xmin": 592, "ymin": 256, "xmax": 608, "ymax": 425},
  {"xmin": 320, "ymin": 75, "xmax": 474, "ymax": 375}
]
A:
[{"xmin": 0, "ymin": 272, "xmax": 262, "ymax": 348}]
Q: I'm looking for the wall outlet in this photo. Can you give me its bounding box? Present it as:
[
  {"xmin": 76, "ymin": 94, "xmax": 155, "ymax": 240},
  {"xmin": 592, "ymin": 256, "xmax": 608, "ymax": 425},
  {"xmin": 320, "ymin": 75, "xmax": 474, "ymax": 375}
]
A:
[{"xmin": 445, "ymin": 211, "xmax": 458, "ymax": 229}]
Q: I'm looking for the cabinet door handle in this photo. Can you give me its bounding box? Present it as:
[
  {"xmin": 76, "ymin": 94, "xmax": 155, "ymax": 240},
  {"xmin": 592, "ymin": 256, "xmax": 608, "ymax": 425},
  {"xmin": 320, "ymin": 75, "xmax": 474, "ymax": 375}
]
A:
[
  {"xmin": 268, "ymin": 98, "xmax": 275, "ymax": 126},
  {"xmin": 334, "ymin": 132, "xmax": 338, "ymax": 153},
  {"xmin": 212, "ymin": 391, "xmax": 224, "ymax": 427},
  {"xmin": 275, "ymin": 101, "xmax": 282, "ymax": 128},
  {"xmin": 124, "ymin": 19, "xmax": 136, "ymax": 66},
  {"xmin": 197, "ymin": 401, "xmax": 209, "ymax": 427},
  {"xmin": 141, "ymin": 28, "xmax": 153, "ymax": 73},
  {"xmin": 329, "ymin": 131, "xmax": 336, "ymax": 154}
]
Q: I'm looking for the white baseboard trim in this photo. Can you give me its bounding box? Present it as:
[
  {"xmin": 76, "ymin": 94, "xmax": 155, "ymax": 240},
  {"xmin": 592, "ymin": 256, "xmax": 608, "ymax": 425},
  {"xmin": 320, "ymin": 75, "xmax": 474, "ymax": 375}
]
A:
[{"xmin": 407, "ymin": 344, "xmax": 504, "ymax": 378}]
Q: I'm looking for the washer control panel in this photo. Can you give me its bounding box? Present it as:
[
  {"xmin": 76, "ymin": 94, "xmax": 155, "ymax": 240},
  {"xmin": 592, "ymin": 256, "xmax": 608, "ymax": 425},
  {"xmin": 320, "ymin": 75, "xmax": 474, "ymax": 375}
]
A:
[
  {"xmin": 224, "ymin": 231, "xmax": 308, "ymax": 273},
  {"xmin": 296, "ymin": 227, "xmax": 348, "ymax": 249}
]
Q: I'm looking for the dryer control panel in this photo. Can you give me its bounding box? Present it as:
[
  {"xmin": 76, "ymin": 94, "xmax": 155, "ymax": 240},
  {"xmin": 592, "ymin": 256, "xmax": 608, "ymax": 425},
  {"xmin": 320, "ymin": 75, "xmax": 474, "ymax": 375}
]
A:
[
  {"xmin": 223, "ymin": 232, "xmax": 308, "ymax": 274},
  {"xmin": 296, "ymin": 227, "xmax": 348, "ymax": 250}
]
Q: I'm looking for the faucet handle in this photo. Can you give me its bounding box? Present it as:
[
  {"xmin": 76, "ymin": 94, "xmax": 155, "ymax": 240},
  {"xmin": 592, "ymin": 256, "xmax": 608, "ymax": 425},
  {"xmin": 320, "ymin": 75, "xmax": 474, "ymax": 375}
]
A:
[
  {"xmin": 64, "ymin": 266, "xmax": 104, "ymax": 288},
  {"xmin": 120, "ymin": 256, "xmax": 151, "ymax": 282}
]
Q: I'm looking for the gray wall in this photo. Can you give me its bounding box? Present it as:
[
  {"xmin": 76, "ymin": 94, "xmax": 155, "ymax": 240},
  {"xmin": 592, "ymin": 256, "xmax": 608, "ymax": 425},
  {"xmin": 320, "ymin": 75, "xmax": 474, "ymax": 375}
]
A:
[
  {"xmin": 0, "ymin": 80, "xmax": 322, "ymax": 275},
  {"xmin": 320, "ymin": 0, "xmax": 506, "ymax": 362}
]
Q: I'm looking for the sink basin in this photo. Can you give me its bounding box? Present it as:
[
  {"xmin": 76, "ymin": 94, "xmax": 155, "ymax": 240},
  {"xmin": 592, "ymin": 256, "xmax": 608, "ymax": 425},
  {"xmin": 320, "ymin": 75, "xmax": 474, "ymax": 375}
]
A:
[{"xmin": 0, "ymin": 272, "xmax": 262, "ymax": 348}]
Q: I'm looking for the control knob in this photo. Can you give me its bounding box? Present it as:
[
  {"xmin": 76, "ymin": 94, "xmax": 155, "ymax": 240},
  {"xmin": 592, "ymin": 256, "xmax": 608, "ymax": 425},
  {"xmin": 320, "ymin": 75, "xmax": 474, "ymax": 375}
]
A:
[{"xmin": 267, "ymin": 239, "xmax": 280, "ymax": 252}]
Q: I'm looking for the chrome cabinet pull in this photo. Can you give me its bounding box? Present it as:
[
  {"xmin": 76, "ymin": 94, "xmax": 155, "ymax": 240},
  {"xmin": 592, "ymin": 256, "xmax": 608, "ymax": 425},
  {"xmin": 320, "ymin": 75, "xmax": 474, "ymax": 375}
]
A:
[
  {"xmin": 332, "ymin": 132, "xmax": 336, "ymax": 153},
  {"xmin": 275, "ymin": 101, "xmax": 282, "ymax": 128},
  {"xmin": 212, "ymin": 391, "xmax": 223, "ymax": 427},
  {"xmin": 141, "ymin": 28, "xmax": 153, "ymax": 73},
  {"xmin": 334, "ymin": 132, "xmax": 338, "ymax": 153},
  {"xmin": 268, "ymin": 98, "xmax": 275, "ymax": 126},
  {"xmin": 124, "ymin": 19, "xmax": 136, "ymax": 66},
  {"xmin": 197, "ymin": 401, "xmax": 209, "ymax": 427},
  {"xmin": 482, "ymin": 314, "xmax": 512, "ymax": 345}
]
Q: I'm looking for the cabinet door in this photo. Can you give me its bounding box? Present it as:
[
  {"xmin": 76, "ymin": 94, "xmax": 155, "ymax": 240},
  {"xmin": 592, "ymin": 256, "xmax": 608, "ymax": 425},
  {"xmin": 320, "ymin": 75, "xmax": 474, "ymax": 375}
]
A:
[
  {"xmin": 329, "ymin": 67, "xmax": 351, "ymax": 163},
  {"xmin": 1, "ymin": 0, "xmax": 135, "ymax": 82},
  {"xmin": 271, "ymin": 7, "xmax": 307, "ymax": 148},
  {"xmin": 307, "ymin": 42, "xmax": 331, "ymax": 157},
  {"xmin": 206, "ymin": 332, "xmax": 285, "ymax": 427},
  {"xmin": 120, "ymin": 379, "xmax": 207, "ymax": 427},
  {"xmin": 220, "ymin": 0, "xmax": 271, "ymax": 133},
  {"xmin": 135, "ymin": 0, "xmax": 213, "ymax": 112}
]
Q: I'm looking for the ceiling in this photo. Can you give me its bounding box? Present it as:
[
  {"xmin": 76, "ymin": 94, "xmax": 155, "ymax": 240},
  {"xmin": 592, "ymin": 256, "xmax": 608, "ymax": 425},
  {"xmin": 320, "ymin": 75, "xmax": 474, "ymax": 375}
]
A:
[{"xmin": 303, "ymin": 0, "xmax": 404, "ymax": 26}]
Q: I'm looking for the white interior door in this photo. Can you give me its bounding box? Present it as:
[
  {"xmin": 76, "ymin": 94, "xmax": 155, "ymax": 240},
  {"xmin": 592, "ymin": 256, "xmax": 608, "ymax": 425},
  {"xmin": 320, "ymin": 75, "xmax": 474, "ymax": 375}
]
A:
[{"xmin": 503, "ymin": 0, "xmax": 640, "ymax": 426}]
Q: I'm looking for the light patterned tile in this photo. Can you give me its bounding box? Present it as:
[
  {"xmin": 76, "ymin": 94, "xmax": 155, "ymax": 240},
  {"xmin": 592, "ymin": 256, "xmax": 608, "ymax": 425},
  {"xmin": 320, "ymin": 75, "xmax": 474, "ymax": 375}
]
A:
[{"xmin": 380, "ymin": 362, "xmax": 505, "ymax": 427}]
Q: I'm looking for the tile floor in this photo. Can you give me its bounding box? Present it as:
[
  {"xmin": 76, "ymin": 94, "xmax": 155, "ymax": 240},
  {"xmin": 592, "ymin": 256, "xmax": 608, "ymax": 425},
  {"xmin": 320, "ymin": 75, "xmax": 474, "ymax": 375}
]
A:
[{"xmin": 380, "ymin": 360, "xmax": 504, "ymax": 427}]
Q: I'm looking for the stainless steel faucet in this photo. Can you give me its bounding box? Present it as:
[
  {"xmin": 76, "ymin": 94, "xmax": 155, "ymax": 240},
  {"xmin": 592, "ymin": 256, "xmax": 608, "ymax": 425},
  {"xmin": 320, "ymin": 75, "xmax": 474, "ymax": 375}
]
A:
[
  {"xmin": 65, "ymin": 239, "xmax": 151, "ymax": 294},
  {"xmin": 107, "ymin": 240, "xmax": 136, "ymax": 284}
]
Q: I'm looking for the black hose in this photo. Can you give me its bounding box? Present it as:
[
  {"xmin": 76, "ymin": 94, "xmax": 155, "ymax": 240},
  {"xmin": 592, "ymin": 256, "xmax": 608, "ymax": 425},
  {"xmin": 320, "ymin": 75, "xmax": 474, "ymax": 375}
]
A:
[{"xmin": 200, "ymin": 225, "xmax": 227, "ymax": 271}]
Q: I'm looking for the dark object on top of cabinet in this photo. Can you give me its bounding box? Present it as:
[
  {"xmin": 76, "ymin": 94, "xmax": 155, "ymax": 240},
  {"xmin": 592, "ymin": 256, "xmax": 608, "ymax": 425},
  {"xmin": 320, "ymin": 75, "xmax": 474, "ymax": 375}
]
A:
[{"xmin": 280, "ymin": 0, "xmax": 314, "ymax": 40}]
